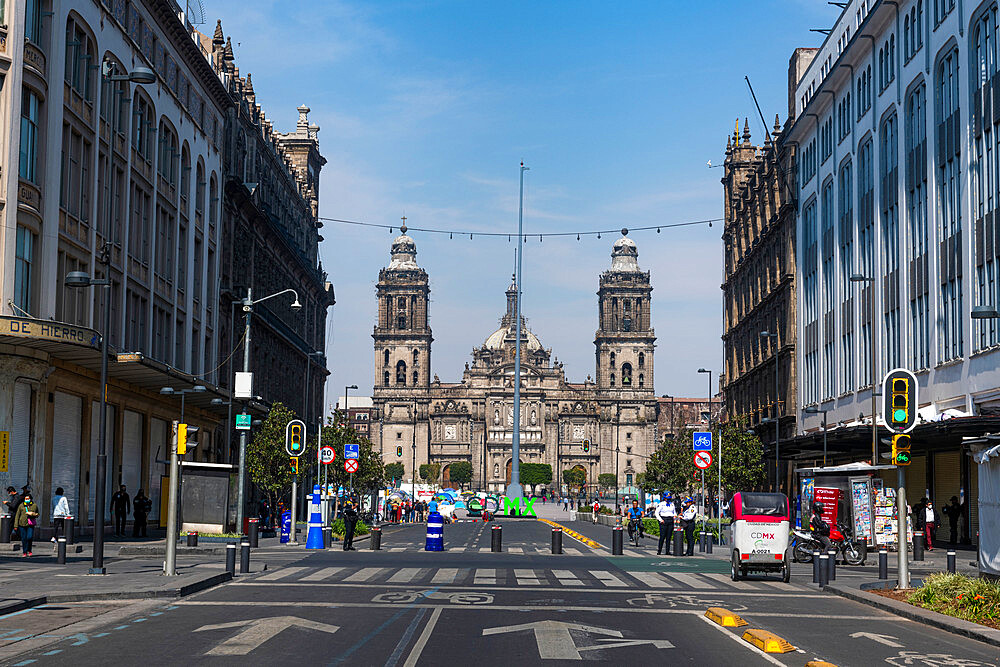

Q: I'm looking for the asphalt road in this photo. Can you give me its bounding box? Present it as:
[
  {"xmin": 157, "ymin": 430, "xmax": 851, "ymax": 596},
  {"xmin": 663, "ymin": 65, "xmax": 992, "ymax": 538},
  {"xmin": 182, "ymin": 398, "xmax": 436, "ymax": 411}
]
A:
[{"xmin": 1, "ymin": 519, "xmax": 997, "ymax": 666}]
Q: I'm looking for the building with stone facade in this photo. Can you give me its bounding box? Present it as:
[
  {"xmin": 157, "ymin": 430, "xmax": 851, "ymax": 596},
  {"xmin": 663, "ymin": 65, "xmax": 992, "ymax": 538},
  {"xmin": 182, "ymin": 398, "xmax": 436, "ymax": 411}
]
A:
[
  {"xmin": 720, "ymin": 108, "xmax": 800, "ymax": 489},
  {"xmin": 371, "ymin": 228, "xmax": 658, "ymax": 495},
  {"xmin": 655, "ymin": 396, "xmax": 724, "ymax": 440}
]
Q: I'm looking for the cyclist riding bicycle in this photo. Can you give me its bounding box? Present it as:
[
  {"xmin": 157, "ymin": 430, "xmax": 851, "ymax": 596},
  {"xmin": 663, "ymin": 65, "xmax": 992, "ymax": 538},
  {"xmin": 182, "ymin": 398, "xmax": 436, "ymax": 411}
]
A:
[{"xmin": 626, "ymin": 499, "xmax": 645, "ymax": 542}]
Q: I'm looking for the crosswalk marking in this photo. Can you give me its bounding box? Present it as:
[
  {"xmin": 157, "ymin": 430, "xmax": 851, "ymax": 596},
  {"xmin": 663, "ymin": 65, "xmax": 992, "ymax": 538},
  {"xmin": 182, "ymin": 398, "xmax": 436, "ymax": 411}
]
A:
[
  {"xmin": 757, "ymin": 581, "xmax": 798, "ymax": 591},
  {"xmin": 479, "ymin": 548, "xmax": 492, "ymax": 553},
  {"xmin": 563, "ymin": 547, "xmax": 583, "ymax": 555},
  {"xmin": 514, "ymin": 569, "xmax": 540, "ymax": 585},
  {"xmin": 431, "ymin": 568, "xmax": 461, "ymax": 584},
  {"xmin": 665, "ymin": 573, "xmax": 710, "ymax": 589},
  {"xmin": 256, "ymin": 566, "xmax": 308, "ymax": 581},
  {"xmin": 552, "ymin": 569, "xmax": 583, "ymax": 586},
  {"xmin": 589, "ymin": 570, "xmax": 628, "ymax": 587},
  {"xmin": 300, "ymin": 567, "xmax": 344, "ymax": 582},
  {"xmin": 701, "ymin": 573, "xmax": 738, "ymax": 588},
  {"xmin": 474, "ymin": 568, "xmax": 496, "ymax": 585},
  {"xmin": 629, "ymin": 571, "xmax": 674, "ymax": 588},
  {"xmin": 387, "ymin": 568, "xmax": 422, "ymax": 583},
  {"xmin": 344, "ymin": 567, "xmax": 385, "ymax": 582},
  {"xmin": 509, "ymin": 547, "xmax": 523, "ymax": 554},
  {"xmin": 389, "ymin": 547, "xmax": 407, "ymax": 552}
]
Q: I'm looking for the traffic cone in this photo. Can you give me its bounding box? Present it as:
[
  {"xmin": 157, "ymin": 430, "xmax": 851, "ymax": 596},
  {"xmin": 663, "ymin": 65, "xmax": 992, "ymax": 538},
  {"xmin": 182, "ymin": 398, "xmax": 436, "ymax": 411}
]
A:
[{"xmin": 305, "ymin": 485, "xmax": 324, "ymax": 549}]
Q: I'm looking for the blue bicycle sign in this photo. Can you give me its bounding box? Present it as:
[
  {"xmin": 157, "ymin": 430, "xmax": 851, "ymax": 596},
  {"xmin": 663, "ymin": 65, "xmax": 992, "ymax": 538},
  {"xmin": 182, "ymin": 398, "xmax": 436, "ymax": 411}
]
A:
[{"xmin": 692, "ymin": 431, "xmax": 712, "ymax": 451}]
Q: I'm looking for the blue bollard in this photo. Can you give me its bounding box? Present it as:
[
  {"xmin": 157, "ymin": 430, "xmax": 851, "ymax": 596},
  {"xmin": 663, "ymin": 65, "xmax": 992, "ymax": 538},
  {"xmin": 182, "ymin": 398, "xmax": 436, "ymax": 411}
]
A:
[
  {"xmin": 305, "ymin": 485, "xmax": 324, "ymax": 550},
  {"xmin": 425, "ymin": 512, "xmax": 444, "ymax": 551}
]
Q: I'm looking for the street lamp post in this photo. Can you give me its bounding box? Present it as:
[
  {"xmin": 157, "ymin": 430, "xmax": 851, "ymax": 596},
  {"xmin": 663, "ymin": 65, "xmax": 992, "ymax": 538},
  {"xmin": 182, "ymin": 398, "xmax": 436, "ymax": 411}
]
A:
[
  {"xmin": 235, "ymin": 288, "xmax": 302, "ymax": 531},
  {"xmin": 65, "ymin": 62, "xmax": 155, "ymax": 576},
  {"xmin": 760, "ymin": 330, "xmax": 780, "ymax": 491},
  {"xmin": 803, "ymin": 406, "xmax": 829, "ymax": 466},
  {"xmin": 159, "ymin": 385, "xmax": 206, "ymax": 423},
  {"xmin": 850, "ymin": 273, "xmax": 877, "ymax": 464}
]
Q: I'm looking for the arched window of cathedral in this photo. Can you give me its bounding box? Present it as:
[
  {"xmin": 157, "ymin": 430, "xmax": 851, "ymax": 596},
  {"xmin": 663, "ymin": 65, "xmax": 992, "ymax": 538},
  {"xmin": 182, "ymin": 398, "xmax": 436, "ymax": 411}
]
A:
[
  {"xmin": 610, "ymin": 373, "xmax": 616, "ymax": 387},
  {"xmin": 638, "ymin": 373, "xmax": 644, "ymax": 388},
  {"xmin": 383, "ymin": 371, "xmax": 390, "ymax": 387},
  {"xmin": 412, "ymin": 371, "xmax": 418, "ymax": 385},
  {"xmin": 621, "ymin": 363, "xmax": 633, "ymax": 386},
  {"xmin": 413, "ymin": 349, "xmax": 419, "ymax": 365},
  {"xmin": 623, "ymin": 315, "xmax": 632, "ymax": 332},
  {"xmin": 638, "ymin": 352, "xmax": 645, "ymax": 368},
  {"xmin": 493, "ymin": 463, "xmax": 500, "ymax": 478},
  {"xmin": 610, "ymin": 352, "xmax": 616, "ymax": 368},
  {"xmin": 384, "ymin": 349, "xmax": 390, "ymax": 367},
  {"xmin": 396, "ymin": 360, "xmax": 407, "ymax": 385},
  {"xmin": 612, "ymin": 298, "xmax": 618, "ymax": 329},
  {"xmin": 397, "ymin": 313, "xmax": 406, "ymax": 329},
  {"xmin": 397, "ymin": 297, "xmax": 406, "ymax": 309},
  {"xmin": 494, "ymin": 409, "xmax": 500, "ymax": 425}
]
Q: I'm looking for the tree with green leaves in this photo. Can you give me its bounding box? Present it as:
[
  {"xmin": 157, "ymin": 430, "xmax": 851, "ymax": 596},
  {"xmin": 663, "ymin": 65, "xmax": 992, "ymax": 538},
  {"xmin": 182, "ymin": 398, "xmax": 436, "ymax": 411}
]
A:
[
  {"xmin": 520, "ymin": 463, "xmax": 552, "ymax": 493},
  {"xmin": 449, "ymin": 461, "xmax": 473, "ymax": 489},
  {"xmin": 704, "ymin": 419, "xmax": 766, "ymax": 497},
  {"xmin": 385, "ymin": 462, "xmax": 405, "ymax": 483},
  {"xmin": 247, "ymin": 402, "xmax": 313, "ymax": 518},
  {"xmin": 418, "ymin": 463, "xmax": 441, "ymax": 485},
  {"xmin": 642, "ymin": 435, "xmax": 697, "ymax": 496},
  {"xmin": 562, "ymin": 468, "xmax": 585, "ymax": 492},
  {"xmin": 315, "ymin": 414, "xmax": 385, "ymax": 494},
  {"xmin": 598, "ymin": 473, "xmax": 617, "ymax": 491}
]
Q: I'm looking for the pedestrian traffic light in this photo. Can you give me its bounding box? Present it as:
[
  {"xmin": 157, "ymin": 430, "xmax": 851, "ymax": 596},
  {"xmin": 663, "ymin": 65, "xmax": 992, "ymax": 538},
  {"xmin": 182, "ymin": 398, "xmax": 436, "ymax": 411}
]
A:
[
  {"xmin": 289, "ymin": 456, "xmax": 299, "ymax": 474},
  {"xmin": 892, "ymin": 434, "xmax": 911, "ymax": 466},
  {"xmin": 396, "ymin": 445, "xmax": 403, "ymax": 457},
  {"xmin": 882, "ymin": 368, "xmax": 918, "ymax": 433},
  {"xmin": 582, "ymin": 439, "xmax": 590, "ymax": 453}
]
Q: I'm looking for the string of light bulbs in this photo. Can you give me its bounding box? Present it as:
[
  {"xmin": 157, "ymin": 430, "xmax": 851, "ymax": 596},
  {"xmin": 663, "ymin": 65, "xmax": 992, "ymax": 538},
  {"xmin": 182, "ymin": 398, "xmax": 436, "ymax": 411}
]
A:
[{"xmin": 317, "ymin": 215, "xmax": 720, "ymax": 241}]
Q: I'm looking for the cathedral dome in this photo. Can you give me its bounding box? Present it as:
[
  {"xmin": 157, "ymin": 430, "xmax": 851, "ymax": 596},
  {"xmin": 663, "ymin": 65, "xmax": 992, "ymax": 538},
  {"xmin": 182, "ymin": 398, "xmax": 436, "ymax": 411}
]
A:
[
  {"xmin": 610, "ymin": 231, "xmax": 640, "ymax": 272},
  {"xmin": 483, "ymin": 325, "xmax": 543, "ymax": 352},
  {"xmin": 388, "ymin": 226, "xmax": 419, "ymax": 270}
]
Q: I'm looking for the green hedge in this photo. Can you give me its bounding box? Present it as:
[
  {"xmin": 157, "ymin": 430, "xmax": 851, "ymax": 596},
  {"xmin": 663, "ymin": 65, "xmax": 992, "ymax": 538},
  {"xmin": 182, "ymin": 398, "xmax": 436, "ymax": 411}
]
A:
[
  {"xmin": 908, "ymin": 573, "xmax": 1000, "ymax": 625},
  {"xmin": 330, "ymin": 519, "xmax": 370, "ymax": 538}
]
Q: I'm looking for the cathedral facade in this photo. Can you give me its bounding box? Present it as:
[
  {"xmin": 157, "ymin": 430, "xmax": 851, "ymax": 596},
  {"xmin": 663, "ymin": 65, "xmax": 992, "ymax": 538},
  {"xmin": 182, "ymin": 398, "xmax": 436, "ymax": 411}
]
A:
[{"xmin": 371, "ymin": 228, "xmax": 658, "ymax": 494}]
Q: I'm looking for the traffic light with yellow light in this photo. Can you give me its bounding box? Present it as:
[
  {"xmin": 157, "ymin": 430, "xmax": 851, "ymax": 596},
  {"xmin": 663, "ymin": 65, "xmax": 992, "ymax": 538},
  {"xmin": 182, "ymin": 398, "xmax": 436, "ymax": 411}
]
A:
[
  {"xmin": 284, "ymin": 420, "xmax": 306, "ymax": 456},
  {"xmin": 892, "ymin": 434, "xmax": 911, "ymax": 466},
  {"xmin": 882, "ymin": 368, "xmax": 918, "ymax": 434},
  {"xmin": 289, "ymin": 457, "xmax": 299, "ymax": 475},
  {"xmin": 396, "ymin": 445, "xmax": 403, "ymax": 457}
]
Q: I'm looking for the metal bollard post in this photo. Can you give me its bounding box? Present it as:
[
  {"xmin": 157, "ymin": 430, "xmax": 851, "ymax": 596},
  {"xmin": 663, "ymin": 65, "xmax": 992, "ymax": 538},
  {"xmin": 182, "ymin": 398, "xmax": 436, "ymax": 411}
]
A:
[
  {"xmin": 322, "ymin": 526, "xmax": 331, "ymax": 550},
  {"xmin": 0, "ymin": 515, "xmax": 11, "ymax": 543},
  {"xmin": 827, "ymin": 549, "xmax": 837, "ymax": 581},
  {"xmin": 248, "ymin": 519, "xmax": 259, "ymax": 548},
  {"xmin": 913, "ymin": 531, "xmax": 924, "ymax": 561},
  {"xmin": 818, "ymin": 554, "xmax": 829, "ymax": 587},
  {"xmin": 552, "ymin": 528, "xmax": 562, "ymax": 554},
  {"xmin": 706, "ymin": 530, "xmax": 713, "ymax": 554},
  {"xmin": 491, "ymin": 525, "xmax": 502, "ymax": 552},
  {"xmin": 57, "ymin": 537, "xmax": 67, "ymax": 564},
  {"xmin": 371, "ymin": 526, "xmax": 382, "ymax": 551},
  {"xmin": 240, "ymin": 541, "xmax": 251, "ymax": 574},
  {"xmin": 186, "ymin": 531, "xmax": 198, "ymax": 547},
  {"xmin": 226, "ymin": 543, "xmax": 236, "ymax": 576},
  {"xmin": 65, "ymin": 516, "xmax": 75, "ymax": 545},
  {"xmin": 698, "ymin": 530, "xmax": 705, "ymax": 553},
  {"xmin": 878, "ymin": 550, "xmax": 888, "ymax": 580},
  {"xmin": 812, "ymin": 551, "xmax": 821, "ymax": 583},
  {"xmin": 612, "ymin": 526, "xmax": 623, "ymax": 555},
  {"xmin": 673, "ymin": 528, "xmax": 683, "ymax": 556},
  {"xmin": 947, "ymin": 551, "xmax": 957, "ymax": 574}
]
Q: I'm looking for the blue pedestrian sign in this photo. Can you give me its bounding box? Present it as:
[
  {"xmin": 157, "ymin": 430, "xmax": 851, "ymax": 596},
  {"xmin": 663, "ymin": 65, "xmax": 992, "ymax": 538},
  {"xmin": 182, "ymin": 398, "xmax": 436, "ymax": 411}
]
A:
[
  {"xmin": 345, "ymin": 443, "xmax": 360, "ymax": 460},
  {"xmin": 693, "ymin": 431, "xmax": 713, "ymax": 451}
]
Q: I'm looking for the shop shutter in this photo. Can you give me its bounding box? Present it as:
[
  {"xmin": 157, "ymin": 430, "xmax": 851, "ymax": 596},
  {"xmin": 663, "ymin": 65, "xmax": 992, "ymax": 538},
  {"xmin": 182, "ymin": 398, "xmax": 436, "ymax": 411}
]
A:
[
  {"xmin": 122, "ymin": 410, "xmax": 142, "ymax": 493},
  {"xmin": 52, "ymin": 393, "xmax": 83, "ymax": 517},
  {"xmin": 88, "ymin": 402, "xmax": 115, "ymax": 521},
  {"xmin": 9, "ymin": 382, "xmax": 32, "ymax": 488},
  {"xmin": 933, "ymin": 451, "xmax": 961, "ymax": 513},
  {"xmin": 971, "ymin": 462, "xmax": 980, "ymax": 543},
  {"xmin": 148, "ymin": 418, "xmax": 168, "ymax": 521},
  {"xmin": 905, "ymin": 455, "xmax": 928, "ymax": 504}
]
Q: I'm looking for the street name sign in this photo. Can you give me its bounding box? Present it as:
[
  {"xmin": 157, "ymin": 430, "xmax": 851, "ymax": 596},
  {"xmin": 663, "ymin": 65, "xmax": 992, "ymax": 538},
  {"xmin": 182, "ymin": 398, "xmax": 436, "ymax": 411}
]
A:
[
  {"xmin": 235, "ymin": 413, "xmax": 251, "ymax": 431},
  {"xmin": 693, "ymin": 431, "xmax": 712, "ymax": 451}
]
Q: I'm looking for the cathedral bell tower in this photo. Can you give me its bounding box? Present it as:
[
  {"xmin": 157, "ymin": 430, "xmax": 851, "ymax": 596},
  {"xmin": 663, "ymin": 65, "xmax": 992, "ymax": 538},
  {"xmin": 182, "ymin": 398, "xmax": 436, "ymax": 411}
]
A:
[
  {"xmin": 595, "ymin": 230, "xmax": 655, "ymax": 392},
  {"xmin": 373, "ymin": 225, "xmax": 432, "ymax": 391}
]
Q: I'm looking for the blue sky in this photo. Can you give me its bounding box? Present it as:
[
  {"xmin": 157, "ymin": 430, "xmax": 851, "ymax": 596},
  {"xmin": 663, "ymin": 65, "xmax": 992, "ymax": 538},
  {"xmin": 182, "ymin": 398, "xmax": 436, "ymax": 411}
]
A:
[{"xmin": 210, "ymin": 0, "xmax": 833, "ymax": 403}]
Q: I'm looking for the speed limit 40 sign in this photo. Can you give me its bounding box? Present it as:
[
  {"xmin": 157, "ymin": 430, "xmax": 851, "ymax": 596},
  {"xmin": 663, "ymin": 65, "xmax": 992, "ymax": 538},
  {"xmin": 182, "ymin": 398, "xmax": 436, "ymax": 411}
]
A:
[{"xmin": 320, "ymin": 446, "xmax": 335, "ymax": 465}]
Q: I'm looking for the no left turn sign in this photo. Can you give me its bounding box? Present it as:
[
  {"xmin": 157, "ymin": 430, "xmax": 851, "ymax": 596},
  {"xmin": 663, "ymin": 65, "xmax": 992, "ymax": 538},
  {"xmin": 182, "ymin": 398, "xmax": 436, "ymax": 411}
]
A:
[{"xmin": 694, "ymin": 451, "xmax": 713, "ymax": 469}]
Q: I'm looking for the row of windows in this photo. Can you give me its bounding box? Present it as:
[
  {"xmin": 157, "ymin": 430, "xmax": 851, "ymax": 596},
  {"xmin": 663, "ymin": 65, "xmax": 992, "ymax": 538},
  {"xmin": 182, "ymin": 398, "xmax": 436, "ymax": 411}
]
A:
[
  {"xmin": 878, "ymin": 34, "xmax": 897, "ymax": 93},
  {"xmin": 820, "ymin": 117, "xmax": 834, "ymax": 164},
  {"xmin": 904, "ymin": 1, "xmax": 925, "ymax": 62}
]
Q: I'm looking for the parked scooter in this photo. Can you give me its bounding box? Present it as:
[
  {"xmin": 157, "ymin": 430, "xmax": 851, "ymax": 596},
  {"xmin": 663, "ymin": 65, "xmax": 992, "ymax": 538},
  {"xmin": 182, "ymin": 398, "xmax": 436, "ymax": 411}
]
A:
[{"xmin": 792, "ymin": 521, "xmax": 867, "ymax": 565}]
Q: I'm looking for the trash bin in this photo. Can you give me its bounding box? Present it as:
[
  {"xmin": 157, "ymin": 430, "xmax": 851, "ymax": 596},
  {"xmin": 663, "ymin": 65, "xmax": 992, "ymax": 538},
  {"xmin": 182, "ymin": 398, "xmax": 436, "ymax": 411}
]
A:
[
  {"xmin": 280, "ymin": 510, "xmax": 292, "ymax": 544},
  {"xmin": 425, "ymin": 511, "xmax": 444, "ymax": 551}
]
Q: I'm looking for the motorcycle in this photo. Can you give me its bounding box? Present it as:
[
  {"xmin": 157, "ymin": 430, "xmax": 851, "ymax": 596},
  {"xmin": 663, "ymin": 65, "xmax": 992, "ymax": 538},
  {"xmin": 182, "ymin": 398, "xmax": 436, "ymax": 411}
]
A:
[{"xmin": 792, "ymin": 521, "xmax": 867, "ymax": 566}]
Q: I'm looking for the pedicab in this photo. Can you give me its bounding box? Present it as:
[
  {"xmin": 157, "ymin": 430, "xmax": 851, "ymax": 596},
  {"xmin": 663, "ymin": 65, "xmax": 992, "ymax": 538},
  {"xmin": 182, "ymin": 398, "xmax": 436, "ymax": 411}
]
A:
[{"xmin": 730, "ymin": 491, "xmax": 791, "ymax": 583}]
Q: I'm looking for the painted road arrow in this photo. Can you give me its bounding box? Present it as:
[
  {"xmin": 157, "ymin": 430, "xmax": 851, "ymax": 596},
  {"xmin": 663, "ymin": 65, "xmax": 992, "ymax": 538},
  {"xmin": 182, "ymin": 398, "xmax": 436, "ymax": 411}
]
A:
[
  {"xmin": 849, "ymin": 631, "xmax": 904, "ymax": 647},
  {"xmin": 195, "ymin": 616, "xmax": 339, "ymax": 655}
]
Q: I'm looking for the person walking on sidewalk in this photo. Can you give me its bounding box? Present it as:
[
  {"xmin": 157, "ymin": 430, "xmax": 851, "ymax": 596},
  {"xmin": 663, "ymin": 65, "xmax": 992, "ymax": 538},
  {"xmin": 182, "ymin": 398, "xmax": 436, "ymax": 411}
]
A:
[
  {"xmin": 132, "ymin": 489, "xmax": 152, "ymax": 538},
  {"xmin": 111, "ymin": 485, "xmax": 131, "ymax": 536},
  {"xmin": 592, "ymin": 499, "xmax": 601, "ymax": 524},
  {"xmin": 342, "ymin": 502, "xmax": 359, "ymax": 551},
  {"xmin": 14, "ymin": 492, "xmax": 39, "ymax": 556},
  {"xmin": 943, "ymin": 496, "xmax": 962, "ymax": 544},
  {"xmin": 655, "ymin": 493, "xmax": 677, "ymax": 555},
  {"xmin": 924, "ymin": 500, "xmax": 936, "ymax": 551},
  {"xmin": 681, "ymin": 498, "xmax": 697, "ymax": 556},
  {"xmin": 51, "ymin": 487, "xmax": 70, "ymax": 543}
]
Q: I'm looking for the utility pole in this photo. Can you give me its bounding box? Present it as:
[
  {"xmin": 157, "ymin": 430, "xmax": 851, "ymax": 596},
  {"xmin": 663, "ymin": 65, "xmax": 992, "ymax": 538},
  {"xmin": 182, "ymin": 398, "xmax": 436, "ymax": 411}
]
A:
[
  {"xmin": 236, "ymin": 288, "xmax": 252, "ymax": 532},
  {"xmin": 507, "ymin": 162, "xmax": 529, "ymax": 504},
  {"xmin": 164, "ymin": 421, "xmax": 180, "ymax": 576}
]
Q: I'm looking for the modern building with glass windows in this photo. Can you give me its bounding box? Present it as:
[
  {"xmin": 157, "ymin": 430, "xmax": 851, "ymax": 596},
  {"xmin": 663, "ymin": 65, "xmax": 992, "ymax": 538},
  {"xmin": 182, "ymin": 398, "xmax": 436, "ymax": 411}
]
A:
[{"xmin": 782, "ymin": 0, "xmax": 1000, "ymax": 543}]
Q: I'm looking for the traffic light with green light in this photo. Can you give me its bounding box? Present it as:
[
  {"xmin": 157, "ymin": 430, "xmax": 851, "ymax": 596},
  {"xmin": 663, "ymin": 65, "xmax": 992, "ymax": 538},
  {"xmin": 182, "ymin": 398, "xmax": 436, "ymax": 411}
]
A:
[
  {"xmin": 892, "ymin": 434, "xmax": 911, "ymax": 466},
  {"xmin": 396, "ymin": 445, "xmax": 403, "ymax": 457},
  {"xmin": 882, "ymin": 368, "xmax": 918, "ymax": 434},
  {"xmin": 582, "ymin": 439, "xmax": 590, "ymax": 453},
  {"xmin": 289, "ymin": 457, "xmax": 299, "ymax": 474}
]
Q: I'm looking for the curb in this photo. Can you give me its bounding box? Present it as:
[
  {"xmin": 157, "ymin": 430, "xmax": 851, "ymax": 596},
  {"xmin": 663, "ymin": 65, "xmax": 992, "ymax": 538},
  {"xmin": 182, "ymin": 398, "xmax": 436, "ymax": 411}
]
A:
[
  {"xmin": 537, "ymin": 518, "xmax": 604, "ymax": 549},
  {"xmin": 119, "ymin": 545, "xmax": 231, "ymax": 557},
  {"xmin": 825, "ymin": 582, "xmax": 1000, "ymax": 648},
  {"xmin": 0, "ymin": 571, "xmax": 232, "ymax": 613}
]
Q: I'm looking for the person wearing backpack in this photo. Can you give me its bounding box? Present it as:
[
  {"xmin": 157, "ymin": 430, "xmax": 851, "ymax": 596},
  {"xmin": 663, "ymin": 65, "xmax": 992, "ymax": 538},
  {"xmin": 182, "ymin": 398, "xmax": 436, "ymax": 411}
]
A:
[{"xmin": 14, "ymin": 492, "xmax": 39, "ymax": 556}]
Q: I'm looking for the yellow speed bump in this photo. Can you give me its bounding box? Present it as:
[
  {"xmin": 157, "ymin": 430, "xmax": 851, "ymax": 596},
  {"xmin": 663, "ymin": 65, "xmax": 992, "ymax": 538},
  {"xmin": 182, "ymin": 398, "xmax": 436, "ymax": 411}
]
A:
[
  {"xmin": 805, "ymin": 662, "xmax": 838, "ymax": 667},
  {"xmin": 741, "ymin": 629, "xmax": 796, "ymax": 654},
  {"xmin": 537, "ymin": 518, "xmax": 603, "ymax": 549},
  {"xmin": 704, "ymin": 607, "xmax": 748, "ymax": 627}
]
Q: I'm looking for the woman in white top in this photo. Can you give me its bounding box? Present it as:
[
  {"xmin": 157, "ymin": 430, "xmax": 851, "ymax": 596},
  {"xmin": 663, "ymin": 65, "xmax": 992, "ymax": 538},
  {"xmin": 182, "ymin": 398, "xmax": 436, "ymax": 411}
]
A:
[{"xmin": 51, "ymin": 487, "xmax": 70, "ymax": 542}]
